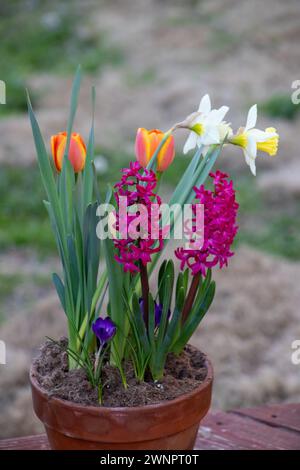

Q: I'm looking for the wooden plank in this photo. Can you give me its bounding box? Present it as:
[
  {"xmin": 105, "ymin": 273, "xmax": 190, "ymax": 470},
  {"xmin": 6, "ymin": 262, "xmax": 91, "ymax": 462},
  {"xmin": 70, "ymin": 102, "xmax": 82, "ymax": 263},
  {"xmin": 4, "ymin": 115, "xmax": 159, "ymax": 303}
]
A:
[
  {"xmin": 196, "ymin": 411, "xmax": 244, "ymax": 450},
  {"xmin": 231, "ymin": 403, "xmax": 300, "ymax": 433},
  {"xmin": 0, "ymin": 434, "xmax": 49, "ymax": 450},
  {"xmin": 196, "ymin": 409, "xmax": 300, "ymax": 450},
  {"xmin": 1, "ymin": 405, "xmax": 300, "ymax": 451}
]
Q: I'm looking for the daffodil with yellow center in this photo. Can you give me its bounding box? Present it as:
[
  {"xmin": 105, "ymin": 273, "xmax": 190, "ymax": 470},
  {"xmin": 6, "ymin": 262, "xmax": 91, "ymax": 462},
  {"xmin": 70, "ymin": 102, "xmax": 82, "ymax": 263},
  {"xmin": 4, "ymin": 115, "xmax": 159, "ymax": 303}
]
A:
[
  {"xmin": 183, "ymin": 94, "xmax": 230, "ymax": 154},
  {"xmin": 256, "ymin": 127, "xmax": 278, "ymax": 156},
  {"xmin": 191, "ymin": 122, "xmax": 204, "ymax": 136},
  {"xmin": 229, "ymin": 105, "xmax": 279, "ymax": 175}
]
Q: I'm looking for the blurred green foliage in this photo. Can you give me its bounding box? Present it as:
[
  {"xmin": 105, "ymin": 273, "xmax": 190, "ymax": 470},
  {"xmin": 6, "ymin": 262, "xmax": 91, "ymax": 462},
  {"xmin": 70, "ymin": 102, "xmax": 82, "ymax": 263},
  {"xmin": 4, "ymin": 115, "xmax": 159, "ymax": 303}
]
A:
[
  {"xmin": 233, "ymin": 176, "xmax": 300, "ymax": 260},
  {"xmin": 0, "ymin": 272, "xmax": 52, "ymax": 322},
  {"xmin": 260, "ymin": 94, "xmax": 300, "ymax": 121},
  {"xmin": 0, "ymin": 0, "xmax": 123, "ymax": 115},
  {"xmin": 0, "ymin": 165, "xmax": 55, "ymax": 251}
]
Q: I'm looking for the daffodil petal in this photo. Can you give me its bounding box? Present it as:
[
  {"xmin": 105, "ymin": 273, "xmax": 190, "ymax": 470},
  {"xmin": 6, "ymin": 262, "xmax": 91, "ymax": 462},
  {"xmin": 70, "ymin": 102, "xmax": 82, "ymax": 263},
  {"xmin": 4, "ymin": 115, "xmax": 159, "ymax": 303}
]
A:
[
  {"xmin": 243, "ymin": 149, "xmax": 256, "ymax": 176},
  {"xmin": 198, "ymin": 94, "xmax": 211, "ymax": 114},
  {"xmin": 219, "ymin": 123, "xmax": 233, "ymax": 140},
  {"xmin": 202, "ymin": 125, "xmax": 220, "ymax": 145},
  {"xmin": 243, "ymin": 151, "xmax": 251, "ymax": 166},
  {"xmin": 183, "ymin": 131, "xmax": 198, "ymax": 154},
  {"xmin": 245, "ymin": 104, "xmax": 257, "ymax": 131},
  {"xmin": 246, "ymin": 134, "xmax": 258, "ymax": 159},
  {"xmin": 249, "ymin": 158, "xmax": 256, "ymax": 176},
  {"xmin": 213, "ymin": 106, "xmax": 229, "ymax": 123},
  {"xmin": 249, "ymin": 128, "xmax": 277, "ymax": 142}
]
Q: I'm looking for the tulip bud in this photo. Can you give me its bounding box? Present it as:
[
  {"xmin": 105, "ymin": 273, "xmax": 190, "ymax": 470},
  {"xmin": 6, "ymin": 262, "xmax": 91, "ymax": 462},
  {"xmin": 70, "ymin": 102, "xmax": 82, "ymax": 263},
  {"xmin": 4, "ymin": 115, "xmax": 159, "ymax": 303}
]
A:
[
  {"xmin": 135, "ymin": 128, "xmax": 175, "ymax": 172},
  {"xmin": 51, "ymin": 132, "xmax": 86, "ymax": 173}
]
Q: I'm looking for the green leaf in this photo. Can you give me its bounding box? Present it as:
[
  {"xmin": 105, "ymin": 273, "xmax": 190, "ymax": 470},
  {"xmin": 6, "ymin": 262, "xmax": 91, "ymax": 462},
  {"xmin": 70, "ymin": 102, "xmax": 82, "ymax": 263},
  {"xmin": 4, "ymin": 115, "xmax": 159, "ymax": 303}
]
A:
[
  {"xmin": 162, "ymin": 305, "xmax": 181, "ymax": 353},
  {"xmin": 157, "ymin": 260, "xmax": 167, "ymax": 304},
  {"xmin": 52, "ymin": 273, "xmax": 66, "ymax": 312},
  {"xmin": 172, "ymin": 280, "xmax": 216, "ymax": 354},
  {"xmin": 58, "ymin": 66, "xmax": 82, "ymax": 232},
  {"xmin": 64, "ymin": 65, "xmax": 82, "ymax": 159},
  {"xmin": 157, "ymin": 260, "xmax": 174, "ymax": 347},
  {"xmin": 175, "ymin": 270, "xmax": 189, "ymax": 309},
  {"xmin": 169, "ymin": 145, "xmax": 203, "ymax": 205},
  {"xmin": 183, "ymin": 268, "xmax": 189, "ymax": 294},
  {"xmin": 85, "ymin": 202, "xmax": 101, "ymax": 315},
  {"xmin": 122, "ymin": 292, "xmax": 150, "ymax": 381},
  {"xmin": 131, "ymin": 293, "xmax": 150, "ymax": 355},
  {"xmin": 186, "ymin": 143, "xmax": 224, "ymax": 204},
  {"xmin": 27, "ymin": 92, "xmax": 66, "ymax": 254},
  {"xmin": 59, "ymin": 158, "xmax": 74, "ymax": 235},
  {"xmin": 91, "ymin": 270, "xmax": 108, "ymax": 314},
  {"xmin": 103, "ymin": 226, "xmax": 125, "ymax": 361},
  {"xmin": 73, "ymin": 208, "xmax": 85, "ymax": 315},
  {"xmin": 148, "ymin": 293, "xmax": 156, "ymax": 352},
  {"xmin": 67, "ymin": 235, "xmax": 79, "ymax": 307},
  {"xmin": 175, "ymin": 284, "xmax": 185, "ymax": 312},
  {"xmin": 82, "ymin": 86, "xmax": 96, "ymax": 215}
]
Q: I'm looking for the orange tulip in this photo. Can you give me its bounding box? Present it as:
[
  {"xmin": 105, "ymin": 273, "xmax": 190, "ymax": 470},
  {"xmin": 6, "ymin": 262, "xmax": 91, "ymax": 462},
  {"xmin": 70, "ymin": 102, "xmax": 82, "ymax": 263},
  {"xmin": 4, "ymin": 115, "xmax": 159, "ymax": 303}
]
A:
[
  {"xmin": 135, "ymin": 128, "xmax": 175, "ymax": 172},
  {"xmin": 51, "ymin": 132, "xmax": 86, "ymax": 173}
]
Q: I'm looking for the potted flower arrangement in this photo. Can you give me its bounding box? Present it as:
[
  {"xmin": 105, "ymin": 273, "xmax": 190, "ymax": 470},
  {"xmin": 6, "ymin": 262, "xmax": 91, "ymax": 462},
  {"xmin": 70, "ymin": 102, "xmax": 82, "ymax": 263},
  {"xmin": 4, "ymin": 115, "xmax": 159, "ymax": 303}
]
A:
[{"xmin": 28, "ymin": 68, "xmax": 279, "ymax": 450}]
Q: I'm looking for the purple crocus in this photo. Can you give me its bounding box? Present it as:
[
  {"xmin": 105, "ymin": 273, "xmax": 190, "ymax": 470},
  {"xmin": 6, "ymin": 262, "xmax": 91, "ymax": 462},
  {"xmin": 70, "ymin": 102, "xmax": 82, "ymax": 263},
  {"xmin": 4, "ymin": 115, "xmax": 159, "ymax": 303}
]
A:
[
  {"xmin": 92, "ymin": 317, "xmax": 116, "ymax": 345},
  {"xmin": 139, "ymin": 298, "xmax": 170, "ymax": 327}
]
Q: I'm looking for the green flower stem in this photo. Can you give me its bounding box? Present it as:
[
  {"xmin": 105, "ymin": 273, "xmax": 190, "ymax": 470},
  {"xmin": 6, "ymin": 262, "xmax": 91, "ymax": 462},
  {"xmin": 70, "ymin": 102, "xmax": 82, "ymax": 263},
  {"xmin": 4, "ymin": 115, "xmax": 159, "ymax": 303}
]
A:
[
  {"xmin": 181, "ymin": 273, "xmax": 201, "ymax": 324},
  {"xmin": 94, "ymin": 344, "xmax": 103, "ymax": 376},
  {"xmin": 67, "ymin": 319, "xmax": 80, "ymax": 369},
  {"xmin": 139, "ymin": 260, "xmax": 149, "ymax": 332}
]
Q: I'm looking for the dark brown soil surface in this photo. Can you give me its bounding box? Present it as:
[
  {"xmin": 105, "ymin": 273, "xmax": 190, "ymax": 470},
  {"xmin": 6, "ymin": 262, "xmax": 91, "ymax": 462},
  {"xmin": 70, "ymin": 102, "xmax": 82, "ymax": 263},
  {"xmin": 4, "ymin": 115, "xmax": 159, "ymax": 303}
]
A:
[{"xmin": 31, "ymin": 338, "xmax": 208, "ymax": 407}]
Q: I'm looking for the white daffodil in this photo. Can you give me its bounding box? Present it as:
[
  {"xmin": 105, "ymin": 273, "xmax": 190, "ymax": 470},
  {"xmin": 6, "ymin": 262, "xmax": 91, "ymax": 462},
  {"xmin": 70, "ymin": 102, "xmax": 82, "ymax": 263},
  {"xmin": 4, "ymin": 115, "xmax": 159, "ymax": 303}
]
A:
[
  {"xmin": 182, "ymin": 94, "xmax": 230, "ymax": 154},
  {"xmin": 230, "ymin": 104, "xmax": 279, "ymax": 176}
]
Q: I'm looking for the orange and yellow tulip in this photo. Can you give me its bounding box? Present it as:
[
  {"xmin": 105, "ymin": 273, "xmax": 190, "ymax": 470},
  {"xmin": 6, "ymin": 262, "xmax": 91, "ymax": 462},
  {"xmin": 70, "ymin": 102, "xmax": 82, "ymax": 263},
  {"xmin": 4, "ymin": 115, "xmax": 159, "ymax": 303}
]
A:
[
  {"xmin": 135, "ymin": 128, "xmax": 175, "ymax": 172},
  {"xmin": 51, "ymin": 132, "xmax": 86, "ymax": 173}
]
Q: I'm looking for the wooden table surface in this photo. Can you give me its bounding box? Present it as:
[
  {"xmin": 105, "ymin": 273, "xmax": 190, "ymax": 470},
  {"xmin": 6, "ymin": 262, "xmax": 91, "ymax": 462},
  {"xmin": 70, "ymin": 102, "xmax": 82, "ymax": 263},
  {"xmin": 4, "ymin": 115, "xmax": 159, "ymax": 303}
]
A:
[{"xmin": 1, "ymin": 403, "xmax": 299, "ymax": 450}]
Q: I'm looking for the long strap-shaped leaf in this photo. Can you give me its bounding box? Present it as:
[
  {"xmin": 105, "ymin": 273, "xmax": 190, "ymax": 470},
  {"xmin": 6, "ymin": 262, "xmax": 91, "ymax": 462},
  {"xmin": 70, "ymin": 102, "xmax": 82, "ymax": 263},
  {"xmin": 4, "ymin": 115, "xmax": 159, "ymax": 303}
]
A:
[
  {"xmin": 58, "ymin": 65, "xmax": 81, "ymax": 234},
  {"xmin": 172, "ymin": 280, "xmax": 216, "ymax": 354},
  {"xmin": 168, "ymin": 145, "xmax": 203, "ymax": 206},
  {"xmin": 102, "ymin": 187, "xmax": 126, "ymax": 362},
  {"xmin": 27, "ymin": 93, "xmax": 66, "ymax": 255},
  {"xmin": 82, "ymin": 86, "xmax": 96, "ymax": 216},
  {"xmin": 64, "ymin": 65, "xmax": 82, "ymax": 159}
]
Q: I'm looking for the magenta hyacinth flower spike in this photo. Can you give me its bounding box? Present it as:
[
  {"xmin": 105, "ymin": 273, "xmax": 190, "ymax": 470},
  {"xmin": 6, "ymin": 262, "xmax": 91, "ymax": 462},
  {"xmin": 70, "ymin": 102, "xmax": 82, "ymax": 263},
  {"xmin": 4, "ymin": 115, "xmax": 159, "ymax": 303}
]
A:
[{"xmin": 175, "ymin": 170, "xmax": 239, "ymax": 277}]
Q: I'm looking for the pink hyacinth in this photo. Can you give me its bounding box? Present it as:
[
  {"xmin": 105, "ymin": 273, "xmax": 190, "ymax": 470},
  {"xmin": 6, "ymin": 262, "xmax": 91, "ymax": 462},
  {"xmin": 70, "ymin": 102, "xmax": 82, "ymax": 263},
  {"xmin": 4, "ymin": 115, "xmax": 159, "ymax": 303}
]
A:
[
  {"xmin": 175, "ymin": 170, "xmax": 239, "ymax": 277},
  {"xmin": 114, "ymin": 161, "xmax": 165, "ymax": 273}
]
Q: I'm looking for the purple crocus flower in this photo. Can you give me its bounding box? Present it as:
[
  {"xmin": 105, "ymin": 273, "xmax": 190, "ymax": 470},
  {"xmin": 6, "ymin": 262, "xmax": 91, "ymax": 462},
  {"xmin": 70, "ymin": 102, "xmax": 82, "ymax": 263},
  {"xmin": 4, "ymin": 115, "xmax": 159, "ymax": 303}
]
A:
[
  {"xmin": 139, "ymin": 298, "xmax": 170, "ymax": 327},
  {"xmin": 92, "ymin": 317, "xmax": 116, "ymax": 345}
]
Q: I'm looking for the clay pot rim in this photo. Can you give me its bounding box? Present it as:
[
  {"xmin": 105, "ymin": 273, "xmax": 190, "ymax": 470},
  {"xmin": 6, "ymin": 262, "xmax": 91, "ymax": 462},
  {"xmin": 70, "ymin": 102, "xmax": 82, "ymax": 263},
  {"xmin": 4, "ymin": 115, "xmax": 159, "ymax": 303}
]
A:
[{"xmin": 30, "ymin": 354, "xmax": 213, "ymax": 415}]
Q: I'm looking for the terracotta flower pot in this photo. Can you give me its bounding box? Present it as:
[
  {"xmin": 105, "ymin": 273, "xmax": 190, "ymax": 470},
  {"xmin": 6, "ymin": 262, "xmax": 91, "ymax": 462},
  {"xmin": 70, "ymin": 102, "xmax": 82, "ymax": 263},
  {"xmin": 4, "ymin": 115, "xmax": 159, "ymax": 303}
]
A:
[{"xmin": 30, "ymin": 355, "xmax": 213, "ymax": 450}]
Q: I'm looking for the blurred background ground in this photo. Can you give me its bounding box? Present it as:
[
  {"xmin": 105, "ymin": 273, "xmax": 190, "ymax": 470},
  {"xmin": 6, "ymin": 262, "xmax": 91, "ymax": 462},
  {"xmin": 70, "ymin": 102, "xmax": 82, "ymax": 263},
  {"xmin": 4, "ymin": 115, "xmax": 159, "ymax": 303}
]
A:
[{"xmin": 0, "ymin": 0, "xmax": 300, "ymax": 437}]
